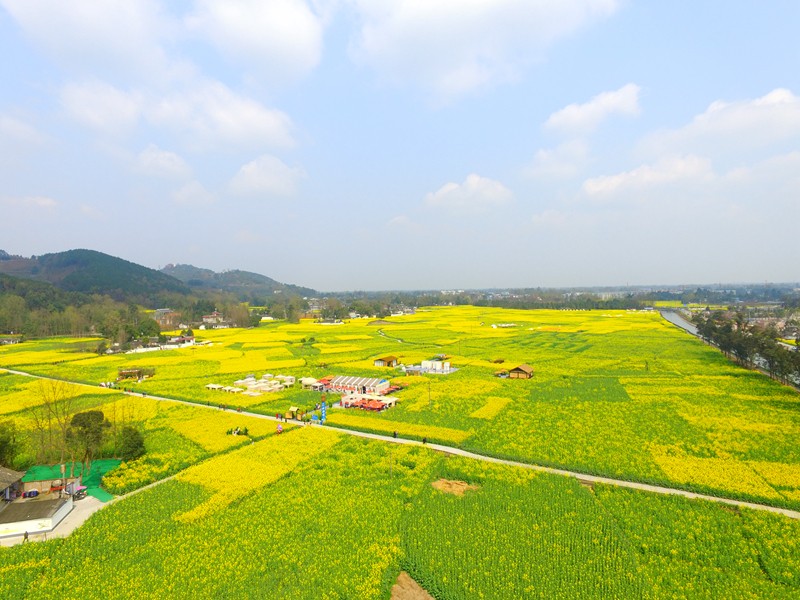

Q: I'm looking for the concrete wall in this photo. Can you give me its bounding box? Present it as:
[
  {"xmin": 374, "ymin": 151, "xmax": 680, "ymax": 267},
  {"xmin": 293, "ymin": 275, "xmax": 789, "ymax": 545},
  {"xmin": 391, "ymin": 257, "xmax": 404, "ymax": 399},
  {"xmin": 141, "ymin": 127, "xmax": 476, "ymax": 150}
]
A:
[{"xmin": 0, "ymin": 498, "xmax": 73, "ymax": 538}]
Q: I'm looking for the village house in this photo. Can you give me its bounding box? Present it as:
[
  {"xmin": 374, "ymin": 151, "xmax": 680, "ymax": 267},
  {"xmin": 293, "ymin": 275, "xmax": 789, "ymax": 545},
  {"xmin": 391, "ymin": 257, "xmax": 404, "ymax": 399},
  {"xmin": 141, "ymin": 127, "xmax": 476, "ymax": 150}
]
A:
[
  {"xmin": 202, "ymin": 311, "xmax": 225, "ymax": 325},
  {"xmin": 153, "ymin": 308, "xmax": 181, "ymax": 330},
  {"xmin": 373, "ymin": 356, "xmax": 398, "ymax": 368},
  {"xmin": 0, "ymin": 497, "xmax": 73, "ymax": 538},
  {"xmin": 509, "ymin": 364, "xmax": 534, "ymax": 379},
  {"xmin": 0, "ymin": 465, "xmax": 24, "ymax": 501},
  {"xmin": 341, "ymin": 393, "xmax": 397, "ymax": 411},
  {"xmin": 21, "ymin": 465, "xmax": 82, "ymax": 496},
  {"xmin": 328, "ymin": 376, "xmax": 390, "ymax": 395}
]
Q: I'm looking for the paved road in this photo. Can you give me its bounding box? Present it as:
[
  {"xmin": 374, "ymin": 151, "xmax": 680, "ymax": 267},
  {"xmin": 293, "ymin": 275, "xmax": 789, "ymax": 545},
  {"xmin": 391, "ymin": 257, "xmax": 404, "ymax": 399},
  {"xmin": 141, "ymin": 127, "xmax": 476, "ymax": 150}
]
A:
[
  {"xmin": 3, "ymin": 367, "xmax": 800, "ymax": 531},
  {"xmin": 0, "ymin": 496, "xmax": 105, "ymax": 547}
]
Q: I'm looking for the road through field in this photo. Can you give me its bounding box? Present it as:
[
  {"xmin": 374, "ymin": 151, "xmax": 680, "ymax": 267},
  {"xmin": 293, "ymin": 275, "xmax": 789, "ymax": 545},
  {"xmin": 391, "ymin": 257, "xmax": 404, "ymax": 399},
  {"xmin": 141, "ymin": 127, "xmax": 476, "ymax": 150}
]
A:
[{"xmin": 4, "ymin": 367, "xmax": 800, "ymax": 523}]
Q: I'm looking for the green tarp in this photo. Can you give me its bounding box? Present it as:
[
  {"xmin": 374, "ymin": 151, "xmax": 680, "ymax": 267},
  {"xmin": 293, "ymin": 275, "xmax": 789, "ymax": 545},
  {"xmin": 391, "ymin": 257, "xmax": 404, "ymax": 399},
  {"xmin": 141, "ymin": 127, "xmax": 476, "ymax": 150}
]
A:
[{"xmin": 21, "ymin": 459, "xmax": 121, "ymax": 503}]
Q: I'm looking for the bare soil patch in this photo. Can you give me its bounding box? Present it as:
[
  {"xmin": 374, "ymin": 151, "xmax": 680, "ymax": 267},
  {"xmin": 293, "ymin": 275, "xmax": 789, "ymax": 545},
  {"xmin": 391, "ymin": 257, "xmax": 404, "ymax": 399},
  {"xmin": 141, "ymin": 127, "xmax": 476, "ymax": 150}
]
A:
[
  {"xmin": 431, "ymin": 478, "xmax": 479, "ymax": 496},
  {"xmin": 391, "ymin": 571, "xmax": 434, "ymax": 600}
]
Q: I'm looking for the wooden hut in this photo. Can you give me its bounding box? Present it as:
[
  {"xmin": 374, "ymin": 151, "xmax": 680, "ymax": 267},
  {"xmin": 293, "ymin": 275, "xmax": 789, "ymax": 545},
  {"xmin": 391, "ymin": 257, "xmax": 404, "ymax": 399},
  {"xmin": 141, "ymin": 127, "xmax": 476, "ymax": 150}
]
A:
[
  {"xmin": 509, "ymin": 364, "xmax": 534, "ymax": 379},
  {"xmin": 373, "ymin": 356, "xmax": 398, "ymax": 368},
  {"xmin": 0, "ymin": 466, "xmax": 24, "ymax": 501}
]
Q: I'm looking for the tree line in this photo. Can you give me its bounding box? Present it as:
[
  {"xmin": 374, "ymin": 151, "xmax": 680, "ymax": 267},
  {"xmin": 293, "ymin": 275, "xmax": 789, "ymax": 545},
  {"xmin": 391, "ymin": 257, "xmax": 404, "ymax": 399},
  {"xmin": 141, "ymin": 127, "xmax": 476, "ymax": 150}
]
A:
[
  {"xmin": 0, "ymin": 380, "xmax": 145, "ymax": 471},
  {"xmin": 694, "ymin": 311, "xmax": 800, "ymax": 386}
]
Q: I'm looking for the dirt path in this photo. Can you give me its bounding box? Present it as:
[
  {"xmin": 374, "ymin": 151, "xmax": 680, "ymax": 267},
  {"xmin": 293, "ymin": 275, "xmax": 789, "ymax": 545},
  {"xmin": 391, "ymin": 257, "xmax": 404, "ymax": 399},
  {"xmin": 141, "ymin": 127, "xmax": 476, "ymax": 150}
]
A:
[
  {"xmin": 391, "ymin": 572, "xmax": 434, "ymax": 600},
  {"xmin": 4, "ymin": 367, "xmax": 800, "ymax": 521}
]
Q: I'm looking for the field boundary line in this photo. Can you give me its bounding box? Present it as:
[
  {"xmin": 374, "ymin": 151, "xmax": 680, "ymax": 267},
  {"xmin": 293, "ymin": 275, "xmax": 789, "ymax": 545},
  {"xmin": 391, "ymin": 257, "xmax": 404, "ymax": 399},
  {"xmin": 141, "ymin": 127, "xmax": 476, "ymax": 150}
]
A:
[{"xmin": 3, "ymin": 366, "xmax": 800, "ymax": 521}]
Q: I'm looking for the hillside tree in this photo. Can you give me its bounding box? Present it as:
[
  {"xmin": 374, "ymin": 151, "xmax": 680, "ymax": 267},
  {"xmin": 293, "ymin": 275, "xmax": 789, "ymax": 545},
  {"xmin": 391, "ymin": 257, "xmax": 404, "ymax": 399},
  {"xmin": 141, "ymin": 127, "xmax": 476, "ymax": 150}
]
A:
[
  {"xmin": 0, "ymin": 420, "xmax": 19, "ymax": 467},
  {"xmin": 68, "ymin": 410, "xmax": 110, "ymax": 474}
]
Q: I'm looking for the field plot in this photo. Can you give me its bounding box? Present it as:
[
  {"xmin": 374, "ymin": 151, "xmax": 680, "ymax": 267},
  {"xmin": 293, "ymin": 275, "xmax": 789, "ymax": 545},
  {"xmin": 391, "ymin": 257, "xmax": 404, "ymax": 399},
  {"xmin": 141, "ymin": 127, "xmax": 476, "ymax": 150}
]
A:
[
  {"xmin": 1, "ymin": 432, "xmax": 798, "ymax": 599},
  {"xmin": 0, "ymin": 370, "xmax": 289, "ymax": 495},
  {"xmin": 0, "ymin": 372, "xmax": 116, "ymax": 417},
  {"xmin": 2, "ymin": 306, "xmax": 800, "ymax": 508}
]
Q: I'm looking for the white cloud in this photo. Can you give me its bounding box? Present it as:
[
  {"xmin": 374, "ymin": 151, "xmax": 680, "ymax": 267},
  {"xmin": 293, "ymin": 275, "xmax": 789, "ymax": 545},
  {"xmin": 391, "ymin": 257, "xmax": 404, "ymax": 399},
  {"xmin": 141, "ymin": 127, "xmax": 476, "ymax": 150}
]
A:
[
  {"xmin": 425, "ymin": 174, "xmax": 513, "ymax": 213},
  {"xmin": 0, "ymin": 115, "xmax": 46, "ymax": 145},
  {"xmin": 136, "ymin": 144, "xmax": 192, "ymax": 179},
  {"xmin": 187, "ymin": 0, "xmax": 324, "ymax": 82},
  {"xmin": 349, "ymin": 0, "xmax": 619, "ymax": 101},
  {"xmin": 388, "ymin": 215, "xmax": 412, "ymax": 227},
  {"xmin": 545, "ymin": 83, "xmax": 641, "ymax": 133},
  {"xmin": 229, "ymin": 155, "xmax": 304, "ymax": 196},
  {"xmin": 234, "ymin": 228, "xmax": 262, "ymax": 244},
  {"xmin": 717, "ymin": 151, "xmax": 800, "ymax": 212},
  {"xmin": 61, "ymin": 81, "xmax": 142, "ymax": 133},
  {"xmin": 526, "ymin": 140, "xmax": 589, "ymax": 179},
  {"xmin": 641, "ymin": 88, "xmax": 800, "ymax": 160},
  {"xmin": 172, "ymin": 180, "xmax": 215, "ymax": 206},
  {"xmin": 149, "ymin": 81, "xmax": 294, "ymax": 149},
  {"xmin": 62, "ymin": 79, "xmax": 294, "ymax": 149},
  {"xmin": 531, "ymin": 209, "xmax": 568, "ymax": 228},
  {"xmin": 0, "ymin": 0, "xmax": 174, "ymax": 82},
  {"xmin": 582, "ymin": 155, "xmax": 713, "ymax": 197},
  {"xmin": 1, "ymin": 195, "xmax": 58, "ymax": 209},
  {"xmin": 79, "ymin": 203, "xmax": 105, "ymax": 220}
]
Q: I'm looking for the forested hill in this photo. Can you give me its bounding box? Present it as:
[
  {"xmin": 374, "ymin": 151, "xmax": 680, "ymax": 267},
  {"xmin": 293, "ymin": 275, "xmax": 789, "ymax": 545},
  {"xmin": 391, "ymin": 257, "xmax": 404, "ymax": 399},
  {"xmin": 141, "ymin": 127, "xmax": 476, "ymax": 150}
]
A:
[
  {"xmin": 162, "ymin": 263, "xmax": 316, "ymax": 300},
  {"xmin": 0, "ymin": 272, "xmax": 89, "ymax": 310},
  {"xmin": 0, "ymin": 249, "xmax": 190, "ymax": 303}
]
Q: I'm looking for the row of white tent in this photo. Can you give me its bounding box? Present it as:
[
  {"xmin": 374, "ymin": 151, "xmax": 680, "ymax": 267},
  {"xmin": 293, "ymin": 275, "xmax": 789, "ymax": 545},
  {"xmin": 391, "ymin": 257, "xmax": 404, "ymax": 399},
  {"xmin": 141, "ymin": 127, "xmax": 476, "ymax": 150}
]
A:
[{"xmin": 206, "ymin": 374, "xmax": 296, "ymax": 397}]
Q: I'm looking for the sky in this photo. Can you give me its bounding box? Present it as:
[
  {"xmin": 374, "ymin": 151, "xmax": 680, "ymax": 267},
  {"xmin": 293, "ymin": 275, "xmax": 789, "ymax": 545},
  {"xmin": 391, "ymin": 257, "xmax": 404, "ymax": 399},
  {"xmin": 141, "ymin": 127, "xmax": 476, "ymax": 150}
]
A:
[{"xmin": 1, "ymin": 1, "xmax": 798, "ymax": 292}]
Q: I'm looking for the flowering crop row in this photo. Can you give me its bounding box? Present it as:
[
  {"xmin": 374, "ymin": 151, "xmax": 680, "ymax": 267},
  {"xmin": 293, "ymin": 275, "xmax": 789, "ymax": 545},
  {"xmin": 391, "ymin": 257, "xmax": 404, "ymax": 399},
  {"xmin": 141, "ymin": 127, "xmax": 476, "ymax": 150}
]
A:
[
  {"xmin": 175, "ymin": 426, "xmax": 340, "ymax": 522},
  {"xmin": 2, "ymin": 437, "xmax": 799, "ymax": 598},
  {"xmin": 3, "ymin": 306, "xmax": 800, "ymax": 508},
  {"xmin": 468, "ymin": 396, "xmax": 511, "ymax": 420},
  {"xmin": 325, "ymin": 411, "xmax": 472, "ymax": 444},
  {"xmin": 102, "ymin": 427, "xmax": 206, "ymax": 494},
  {"xmin": 594, "ymin": 484, "xmax": 800, "ymax": 597},
  {"xmin": 402, "ymin": 458, "xmax": 648, "ymax": 599}
]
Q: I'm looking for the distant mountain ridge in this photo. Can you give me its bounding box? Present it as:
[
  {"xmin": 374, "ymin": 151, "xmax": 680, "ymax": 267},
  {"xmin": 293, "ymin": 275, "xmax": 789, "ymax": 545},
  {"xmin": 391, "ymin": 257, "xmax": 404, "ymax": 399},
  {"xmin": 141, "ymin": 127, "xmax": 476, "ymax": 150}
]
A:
[
  {"xmin": 161, "ymin": 263, "xmax": 316, "ymax": 299},
  {"xmin": 0, "ymin": 249, "xmax": 190, "ymax": 302},
  {"xmin": 0, "ymin": 248, "xmax": 316, "ymax": 304}
]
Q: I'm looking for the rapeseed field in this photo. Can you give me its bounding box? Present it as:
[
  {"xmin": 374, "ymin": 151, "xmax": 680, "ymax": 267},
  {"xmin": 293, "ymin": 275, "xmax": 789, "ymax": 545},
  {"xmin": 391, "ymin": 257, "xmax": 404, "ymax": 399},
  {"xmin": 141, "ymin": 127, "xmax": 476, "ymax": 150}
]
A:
[{"xmin": 3, "ymin": 306, "xmax": 800, "ymax": 507}]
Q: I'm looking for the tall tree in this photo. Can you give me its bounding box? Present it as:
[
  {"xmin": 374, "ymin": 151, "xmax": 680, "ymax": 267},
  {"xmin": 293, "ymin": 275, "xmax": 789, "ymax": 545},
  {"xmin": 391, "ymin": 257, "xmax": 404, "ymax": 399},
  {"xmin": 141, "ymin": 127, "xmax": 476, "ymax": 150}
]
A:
[
  {"xmin": 119, "ymin": 426, "xmax": 145, "ymax": 462},
  {"xmin": 0, "ymin": 420, "xmax": 19, "ymax": 467},
  {"xmin": 67, "ymin": 410, "xmax": 110, "ymax": 474},
  {"xmin": 29, "ymin": 380, "xmax": 78, "ymax": 467}
]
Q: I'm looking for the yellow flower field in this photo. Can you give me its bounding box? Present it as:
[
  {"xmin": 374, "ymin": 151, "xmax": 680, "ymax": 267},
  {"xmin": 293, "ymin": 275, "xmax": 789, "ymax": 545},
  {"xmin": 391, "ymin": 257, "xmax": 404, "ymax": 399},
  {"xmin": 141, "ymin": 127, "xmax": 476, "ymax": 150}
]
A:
[
  {"xmin": 167, "ymin": 409, "xmax": 278, "ymax": 452},
  {"xmin": 3, "ymin": 305, "xmax": 800, "ymax": 509},
  {"xmin": 469, "ymin": 396, "xmax": 511, "ymax": 420},
  {"xmin": 176, "ymin": 426, "xmax": 340, "ymax": 522},
  {"xmin": 651, "ymin": 449, "xmax": 783, "ymax": 500},
  {"xmin": 325, "ymin": 412, "xmax": 472, "ymax": 444}
]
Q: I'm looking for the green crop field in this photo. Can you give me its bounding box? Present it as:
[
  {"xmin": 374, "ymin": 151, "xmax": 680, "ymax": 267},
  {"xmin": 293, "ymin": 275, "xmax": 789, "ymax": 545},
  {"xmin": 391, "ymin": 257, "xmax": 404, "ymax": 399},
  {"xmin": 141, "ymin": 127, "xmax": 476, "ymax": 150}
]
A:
[
  {"xmin": 1, "ymin": 306, "xmax": 799, "ymax": 598},
  {"xmin": 1, "ymin": 428, "xmax": 798, "ymax": 599},
  {"xmin": 3, "ymin": 306, "xmax": 799, "ymax": 508}
]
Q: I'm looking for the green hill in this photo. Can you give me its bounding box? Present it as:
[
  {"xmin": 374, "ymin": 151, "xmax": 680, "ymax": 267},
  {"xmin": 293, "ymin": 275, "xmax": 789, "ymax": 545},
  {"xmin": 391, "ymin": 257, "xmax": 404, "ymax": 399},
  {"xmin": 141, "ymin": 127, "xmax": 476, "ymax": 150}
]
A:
[
  {"xmin": 0, "ymin": 272, "xmax": 88, "ymax": 310},
  {"xmin": 162, "ymin": 263, "xmax": 316, "ymax": 300},
  {"xmin": 0, "ymin": 249, "xmax": 190, "ymax": 303}
]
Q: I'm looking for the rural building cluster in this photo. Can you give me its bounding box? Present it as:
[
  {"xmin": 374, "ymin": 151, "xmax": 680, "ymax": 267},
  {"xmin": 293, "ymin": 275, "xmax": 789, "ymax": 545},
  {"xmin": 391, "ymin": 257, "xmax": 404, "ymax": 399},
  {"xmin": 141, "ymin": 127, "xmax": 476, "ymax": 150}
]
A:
[{"xmin": 0, "ymin": 465, "xmax": 87, "ymax": 538}]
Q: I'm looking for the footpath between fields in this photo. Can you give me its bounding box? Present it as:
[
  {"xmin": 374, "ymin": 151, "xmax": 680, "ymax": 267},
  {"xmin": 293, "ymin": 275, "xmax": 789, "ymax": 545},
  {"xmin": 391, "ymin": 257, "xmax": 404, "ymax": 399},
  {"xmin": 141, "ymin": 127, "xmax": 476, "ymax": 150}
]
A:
[{"xmin": 3, "ymin": 366, "xmax": 799, "ymax": 547}]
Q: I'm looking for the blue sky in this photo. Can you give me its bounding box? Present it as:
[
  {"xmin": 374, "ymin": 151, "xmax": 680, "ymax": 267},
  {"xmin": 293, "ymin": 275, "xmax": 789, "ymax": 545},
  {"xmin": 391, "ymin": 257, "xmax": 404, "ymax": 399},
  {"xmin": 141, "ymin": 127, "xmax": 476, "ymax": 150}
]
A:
[{"xmin": 1, "ymin": 1, "xmax": 798, "ymax": 291}]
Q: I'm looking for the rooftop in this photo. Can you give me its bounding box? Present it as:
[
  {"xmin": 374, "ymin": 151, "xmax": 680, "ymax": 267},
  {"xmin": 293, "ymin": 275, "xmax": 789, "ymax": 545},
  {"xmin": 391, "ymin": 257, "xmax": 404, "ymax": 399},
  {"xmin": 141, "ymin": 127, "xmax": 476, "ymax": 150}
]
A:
[
  {"xmin": 0, "ymin": 498, "xmax": 69, "ymax": 525},
  {"xmin": 0, "ymin": 466, "xmax": 24, "ymax": 489}
]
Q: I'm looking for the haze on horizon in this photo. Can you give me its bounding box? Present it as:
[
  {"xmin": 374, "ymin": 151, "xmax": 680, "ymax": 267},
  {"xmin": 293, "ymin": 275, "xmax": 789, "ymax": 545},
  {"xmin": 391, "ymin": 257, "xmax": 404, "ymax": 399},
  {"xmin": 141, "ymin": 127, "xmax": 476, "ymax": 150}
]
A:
[{"xmin": 1, "ymin": 1, "xmax": 798, "ymax": 293}]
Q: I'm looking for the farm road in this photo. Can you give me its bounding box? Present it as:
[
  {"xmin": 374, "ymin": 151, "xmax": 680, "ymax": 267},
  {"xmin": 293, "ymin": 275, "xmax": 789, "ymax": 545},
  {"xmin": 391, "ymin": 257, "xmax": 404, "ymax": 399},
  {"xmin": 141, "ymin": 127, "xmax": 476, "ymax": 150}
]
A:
[{"xmin": 4, "ymin": 367, "xmax": 800, "ymax": 524}]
